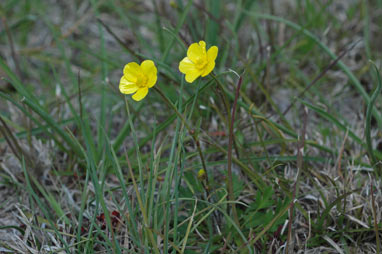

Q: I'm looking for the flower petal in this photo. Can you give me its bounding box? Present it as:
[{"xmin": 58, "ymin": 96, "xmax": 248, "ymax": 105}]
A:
[
  {"xmin": 201, "ymin": 60, "xmax": 215, "ymax": 77},
  {"xmin": 141, "ymin": 60, "xmax": 157, "ymax": 87},
  {"xmin": 187, "ymin": 42, "xmax": 204, "ymax": 63},
  {"xmin": 179, "ymin": 57, "xmax": 202, "ymax": 83},
  {"xmin": 185, "ymin": 69, "xmax": 202, "ymax": 83},
  {"xmin": 147, "ymin": 75, "xmax": 157, "ymax": 88},
  {"xmin": 119, "ymin": 76, "xmax": 138, "ymax": 94},
  {"xmin": 123, "ymin": 62, "xmax": 141, "ymax": 82},
  {"xmin": 141, "ymin": 60, "xmax": 156, "ymax": 76},
  {"xmin": 198, "ymin": 41, "xmax": 206, "ymax": 51},
  {"xmin": 179, "ymin": 57, "xmax": 195, "ymax": 74},
  {"xmin": 132, "ymin": 87, "xmax": 149, "ymax": 101},
  {"xmin": 207, "ymin": 46, "xmax": 218, "ymax": 62}
]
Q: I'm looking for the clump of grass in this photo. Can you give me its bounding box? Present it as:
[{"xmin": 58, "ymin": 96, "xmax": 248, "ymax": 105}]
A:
[{"xmin": 1, "ymin": 0, "xmax": 382, "ymax": 253}]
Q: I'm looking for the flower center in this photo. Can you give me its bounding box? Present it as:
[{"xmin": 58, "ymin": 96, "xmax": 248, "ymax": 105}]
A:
[
  {"xmin": 136, "ymin": 73, "xmax": 148, "ymax": 87},
  {"xmin": 195, "ymin": 57, "xmax": 207, "ymax": 70}
]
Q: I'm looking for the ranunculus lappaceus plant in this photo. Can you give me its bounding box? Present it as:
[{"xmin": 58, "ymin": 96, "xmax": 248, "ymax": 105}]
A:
[
  {"xmin": 119, "ymin": 60, "xmax": 157, "ymax": 101},
  {"xmin": 179, "ymin": 40, "xmax": 218, "ymax": 83}
]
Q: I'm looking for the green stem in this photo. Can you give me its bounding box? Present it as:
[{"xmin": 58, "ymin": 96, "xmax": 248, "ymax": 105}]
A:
[
  {"xmin": 153, "ymin": 86, "xmax": 210, "ymax": 187},
  {"xmin": 210, "ymin": 73, "xmax": 243, "ymax": 226},
  {"xmin": 124, "ymin": 150, "xmax": 160, "ymax": 254},
  {"xmin": 371, "ymin": 182, "xmax": 381, "ymax": 254},
  {"xmin": 366, "ymin": 63, "xmax": 382, "ymax": 176},
  {"xmin": 210, "ymin": 73, "xmax": 232, "ymax": 125},
  {"xmin": 211, "ymin": 73, "xmax": 241, "ymax": 158},
  {"xmin": 226, "ymin": 76, "xmax": 243, "ymax": 227}
]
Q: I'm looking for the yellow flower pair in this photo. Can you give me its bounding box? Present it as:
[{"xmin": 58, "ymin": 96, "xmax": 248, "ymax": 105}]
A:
[{"xmin": 119, "ymin": 41, "xmax": 218, "ymax": 101}]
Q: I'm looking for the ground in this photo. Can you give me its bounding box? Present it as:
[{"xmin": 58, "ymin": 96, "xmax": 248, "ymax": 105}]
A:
[{"xmin": 0, "ymin": 0, "xmax": 382, "ymax": 253}]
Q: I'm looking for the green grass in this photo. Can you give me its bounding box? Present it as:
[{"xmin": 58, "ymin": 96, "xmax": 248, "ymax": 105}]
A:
[{"xmin": 0, "ymin": 0, "xmax": 382, "ymax": 253}]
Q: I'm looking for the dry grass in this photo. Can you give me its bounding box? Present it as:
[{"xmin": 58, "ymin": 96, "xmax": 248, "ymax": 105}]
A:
[{"xmin": 1, "ymin": 0, "xmax": 382, "ymax": 253}]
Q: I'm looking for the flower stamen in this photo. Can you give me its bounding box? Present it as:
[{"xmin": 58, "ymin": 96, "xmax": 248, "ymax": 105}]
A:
[
  {"xmin": 195, "ymin": 57, "xmax": 207, "ymax": 70},
  {"xmin": 136, "ymin": 74, "xmax": 148, "ymax": 87}
]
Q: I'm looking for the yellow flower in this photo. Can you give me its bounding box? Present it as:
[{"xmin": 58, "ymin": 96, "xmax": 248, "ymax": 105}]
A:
[
  {"xmin": 169, "ymin": 0, "xmax": 177, "ymax": 8},
  {"xmin": 119, "ymin": 60, "xmax": 157, "ymax": 101},
  {"xmin": 197, "ymin": 169, "xmax": 206, "ymax": 180},
  {"xmin": 179, "ymin": 41, "xmax": 218, "ymax": 83}
]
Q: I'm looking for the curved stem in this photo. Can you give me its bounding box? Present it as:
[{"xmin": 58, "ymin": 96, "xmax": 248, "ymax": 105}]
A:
[
  {"xmin": 210, "ymin": 72, "xmax": 242, "ymax": 226},
  {"xmin": 227, "ymin": 76, "xmax": 243, "ymax": 226},
  {"xmin": 153, "ymin": 86, "xmax": 210, "ymax": 187},
  {"xmin": 211, "ymin": 73, "xmax": 241, "ymax": 158},
  {"xmin": 210, "ymin": 73, "xmax": 232, "ymax": 124},
  {"xmin": 366, "ymin": 63, "xmax": 382, "ymax": 176}
]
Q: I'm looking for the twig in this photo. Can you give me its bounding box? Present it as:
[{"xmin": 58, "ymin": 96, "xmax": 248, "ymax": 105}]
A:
[
  {"xmin": 192, "ymin": 2, "xmax": 225, "ymax": 30},
  {"xmin": 0, "ymin": 121, "xmax": 21, "ymax": 162},
  {"xmin": 1, "ymin": 16, "xmax": 23, "ymax": 80},
  {"xmin": 0, "ymin": 116, "xmax": 33, "ymax": 167},
  {"xmin": 281, "ymin": 40, "xmax": 361, "ymax": 117},
  {"xmin": 98, "ymin": 18, "xmax": 178, "ymax": 85},
  {"xmin": 97, "ymin": 18, "xmax": 143, "ymax": 62}
]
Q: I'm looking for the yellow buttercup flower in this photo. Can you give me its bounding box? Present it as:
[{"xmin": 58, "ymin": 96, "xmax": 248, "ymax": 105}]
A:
[
  {"xmin": 197, "ymin": 169, "xmax": 206, "ymax": 180},
  {"xmin": 119, "ymin": 60, "xmax": 157, "ymax": 101},
  {"xmin": 179, "ymin": 41, "xmax": 218, "ymax": 83}
]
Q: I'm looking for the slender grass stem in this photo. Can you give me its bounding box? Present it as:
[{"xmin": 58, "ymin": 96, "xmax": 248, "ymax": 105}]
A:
[
  {"xmin": 125, "ymin": 150, "xmax": 160, "ymax": 254},
  {"xmin": 366, "ymin": 63, "xmax": 382, "ymax": 176},
  {"xmin": 286, "ymin": 107, "xmax": 308, "ymax": 254},
  {"xmin": 153, "ymin": 86, "xmax": 210, "ymax": 186},
  {"xmin": 210, "ymin": 73, "xmax": 241, "ymax": 157},
  {"xmin": 370, "ymin": 181, "xmax": 381, "ymax": 254},
  {"xmin": 210, "ymin": 73, "xmax": 232, "ymax": 125},
  {"xmin": 226, "ymin": 76, "xmax": 242, "ymax": 227}
]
